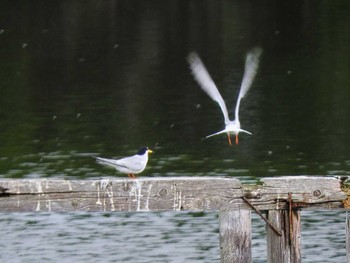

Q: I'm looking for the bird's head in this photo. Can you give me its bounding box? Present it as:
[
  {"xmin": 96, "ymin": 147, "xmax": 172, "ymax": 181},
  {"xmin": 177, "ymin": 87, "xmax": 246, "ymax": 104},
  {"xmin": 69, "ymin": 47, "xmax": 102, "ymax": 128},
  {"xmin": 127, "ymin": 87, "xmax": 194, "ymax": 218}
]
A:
[{"xmin": 137, "ymin": 147, "xmax": 154, "ymax": 155}]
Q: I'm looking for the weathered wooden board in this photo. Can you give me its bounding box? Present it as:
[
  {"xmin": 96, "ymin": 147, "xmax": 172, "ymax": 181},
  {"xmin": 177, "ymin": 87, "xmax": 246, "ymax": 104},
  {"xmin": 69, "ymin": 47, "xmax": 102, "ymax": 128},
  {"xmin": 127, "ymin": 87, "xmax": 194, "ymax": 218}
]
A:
[
  {"xmin": 242, "ymin": 176, "xmax": 347, "ymax": 211},
  {"xmin": 0, "ymin": 176, "xmax": 348, "ymax": 212},
  {"xmin": 0, "ymin": 177, "xmax": 243, "ymax": 212}
]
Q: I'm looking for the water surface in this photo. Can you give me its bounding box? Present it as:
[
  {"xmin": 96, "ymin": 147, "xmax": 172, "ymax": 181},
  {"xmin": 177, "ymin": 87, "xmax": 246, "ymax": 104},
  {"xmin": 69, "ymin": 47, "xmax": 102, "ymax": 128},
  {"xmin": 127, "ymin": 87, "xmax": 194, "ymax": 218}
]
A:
[{"xmin": 0, "ymin": 211, "xmax": 346, "ymax": 263}]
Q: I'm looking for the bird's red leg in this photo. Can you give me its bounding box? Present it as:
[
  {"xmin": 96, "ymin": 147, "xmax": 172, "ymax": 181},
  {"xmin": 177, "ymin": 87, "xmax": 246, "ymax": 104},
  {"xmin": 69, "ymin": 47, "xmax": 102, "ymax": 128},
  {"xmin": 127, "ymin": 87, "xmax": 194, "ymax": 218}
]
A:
[
  {"xmin": 227, "ymin": 133, "xmax": 232, "ymax": 146},
  {"xmin": 235, "ymin": 134, "xmax": 239, "ymax": 145},
  {"xmin": 128, "ymin": 173, "xmax": 136, "ymax": 179}
]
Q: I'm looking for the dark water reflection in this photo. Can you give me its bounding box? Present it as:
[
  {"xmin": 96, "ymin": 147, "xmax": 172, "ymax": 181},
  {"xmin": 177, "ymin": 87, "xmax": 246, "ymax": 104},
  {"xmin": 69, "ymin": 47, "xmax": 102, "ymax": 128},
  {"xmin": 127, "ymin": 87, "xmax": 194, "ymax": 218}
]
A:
[{"xmin": 1, "ymin": 0, "xmax": 350, "ymax": 180}]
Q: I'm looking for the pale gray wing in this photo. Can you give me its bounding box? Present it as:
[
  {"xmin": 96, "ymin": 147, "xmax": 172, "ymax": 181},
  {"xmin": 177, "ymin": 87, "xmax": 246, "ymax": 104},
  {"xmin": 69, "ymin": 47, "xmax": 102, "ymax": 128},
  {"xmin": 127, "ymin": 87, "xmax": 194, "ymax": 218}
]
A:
[
  {"xmin": 235, "ymin": 47, "xmax": 262, "ymax": 122},
  {"xmin": 116, "ymin": 155, "xmax": 147, "ymax": 173},
  {"xmin": 95, "ymin": 157, "xmax": 127, "ymax": 169},
  {"xmin": 95, "ymin": 157, "xmax": 125, "ymax": 168},
  {"xmin": 96, "ymin": 155, "xmax": 145, "ymax": 173},
  {"xmin": 187, "ymin": 52, "xmax": 230, "ymax": 125}
]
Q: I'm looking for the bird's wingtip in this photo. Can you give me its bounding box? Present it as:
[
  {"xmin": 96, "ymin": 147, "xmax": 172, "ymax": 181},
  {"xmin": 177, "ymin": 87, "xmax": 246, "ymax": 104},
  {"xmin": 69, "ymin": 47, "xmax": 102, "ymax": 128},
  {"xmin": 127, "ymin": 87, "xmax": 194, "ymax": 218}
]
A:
[
  {"xmin": 253, "ymin": 47, "xmax": 263, "ymax": 55},
  {"xmin": 239, "ymin": 129, "xmax": 253, "ymax": 135},
  {"xmin": 247, "ymin": 47, "xmax": 263, "ymax": 62},
  {"xmin": 186, "ymin": 51, "xmax": 200, "ymax": 65}
]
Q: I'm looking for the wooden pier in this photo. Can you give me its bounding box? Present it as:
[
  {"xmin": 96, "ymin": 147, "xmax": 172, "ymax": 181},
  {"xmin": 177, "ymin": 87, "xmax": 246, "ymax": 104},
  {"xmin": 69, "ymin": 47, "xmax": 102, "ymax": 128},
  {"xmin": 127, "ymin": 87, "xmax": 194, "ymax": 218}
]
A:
[{"xmin": 1, "ymin": 176, "xmax": 350, "ymax": 263}]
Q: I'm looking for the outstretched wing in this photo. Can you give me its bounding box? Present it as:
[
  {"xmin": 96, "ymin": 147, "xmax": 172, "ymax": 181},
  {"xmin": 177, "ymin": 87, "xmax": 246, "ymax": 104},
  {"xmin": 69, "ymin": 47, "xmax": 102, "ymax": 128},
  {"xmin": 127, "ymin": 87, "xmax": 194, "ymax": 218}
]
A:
[
  {"xmin": 235, "ymin": 47, "xmax": 262, "ymax": 122},
  {"xmin": 187, "ymin": 52, "xmax": 230, "ymax": 125},
  {"xmin": 205, "ymin": 129, "xmax": 228, "ymax": 139}
]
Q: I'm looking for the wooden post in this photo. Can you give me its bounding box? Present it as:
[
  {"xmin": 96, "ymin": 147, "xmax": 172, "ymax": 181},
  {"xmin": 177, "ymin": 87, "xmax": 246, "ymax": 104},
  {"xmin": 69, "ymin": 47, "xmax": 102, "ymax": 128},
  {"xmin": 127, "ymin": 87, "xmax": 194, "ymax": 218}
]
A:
[
  {"xmin": 260, "ymin": 176, "xmax": 345, "ymax": 263},
  {"xmin": 219, "ymin": 208, "xmax": 251, "ymax": 263},
  {"xmin": 266, "ymin": 209, "xmax": 301, "ymax": 263}
]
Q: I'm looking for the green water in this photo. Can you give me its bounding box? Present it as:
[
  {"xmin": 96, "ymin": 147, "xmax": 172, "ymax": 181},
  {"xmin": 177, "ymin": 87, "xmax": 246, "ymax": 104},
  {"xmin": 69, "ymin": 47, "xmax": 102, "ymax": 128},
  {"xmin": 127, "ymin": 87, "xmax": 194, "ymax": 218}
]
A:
[{"xmin": 2, "ymin": 1, "xmax": 350, "ymax": 181}]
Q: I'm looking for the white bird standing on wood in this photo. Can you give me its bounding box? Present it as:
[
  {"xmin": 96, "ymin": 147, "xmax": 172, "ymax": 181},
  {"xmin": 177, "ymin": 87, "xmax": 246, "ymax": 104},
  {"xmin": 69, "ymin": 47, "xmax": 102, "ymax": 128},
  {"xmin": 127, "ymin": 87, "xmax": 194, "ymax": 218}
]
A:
[
  {"xmin": 95, "ymin": 147, "xmax": 153, "ymax": 178},
  {"xmin": 187, "ymin": 48, "xmax": 262, "ymax": 145}
]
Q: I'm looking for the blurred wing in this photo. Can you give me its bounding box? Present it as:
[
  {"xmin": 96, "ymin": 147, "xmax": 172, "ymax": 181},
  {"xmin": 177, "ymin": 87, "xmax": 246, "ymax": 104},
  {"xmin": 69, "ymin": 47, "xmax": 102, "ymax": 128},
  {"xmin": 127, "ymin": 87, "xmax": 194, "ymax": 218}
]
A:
[
  {"xmin": 187, "ymin": 52, "xmax": 230, "ymax": 124},
  {"xmin": 235, "ymin": 47, "xmax": 263, "ymax": 121}
]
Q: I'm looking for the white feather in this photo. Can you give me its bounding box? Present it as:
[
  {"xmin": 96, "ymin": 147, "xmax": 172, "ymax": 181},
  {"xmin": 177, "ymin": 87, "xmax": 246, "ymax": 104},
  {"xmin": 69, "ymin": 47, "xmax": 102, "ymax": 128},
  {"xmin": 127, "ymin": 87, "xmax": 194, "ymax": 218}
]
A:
[
  {"xmin": 235, "ymin": 48, "xmax": 262, "ymax": 122},
  {"xmin": 187, "ymin": 52, "xmax": 230, "ymax": 125}
]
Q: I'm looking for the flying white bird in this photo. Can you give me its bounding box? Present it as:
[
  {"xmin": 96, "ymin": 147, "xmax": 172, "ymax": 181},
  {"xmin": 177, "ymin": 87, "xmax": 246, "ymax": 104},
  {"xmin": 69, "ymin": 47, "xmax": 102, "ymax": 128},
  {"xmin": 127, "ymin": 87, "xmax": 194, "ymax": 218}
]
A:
[
  {"xmin": 187, "ymin": 48, "xmax": 262, "ymax": 145},
  {"xmin": 95, "ymin": 147, "xmax": 153, "ymax": 178}
]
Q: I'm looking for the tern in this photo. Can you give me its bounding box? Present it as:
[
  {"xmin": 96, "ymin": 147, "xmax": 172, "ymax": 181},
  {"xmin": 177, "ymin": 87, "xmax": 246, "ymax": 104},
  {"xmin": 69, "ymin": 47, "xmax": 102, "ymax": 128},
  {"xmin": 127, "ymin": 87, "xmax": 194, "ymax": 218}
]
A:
[
  {"xmin": 187, "ymin": 48, "xmax": 262, "ymax": 145},
  {"xmin": 95, "ymin": 147, "xmax": 153, "ymax": 178}
]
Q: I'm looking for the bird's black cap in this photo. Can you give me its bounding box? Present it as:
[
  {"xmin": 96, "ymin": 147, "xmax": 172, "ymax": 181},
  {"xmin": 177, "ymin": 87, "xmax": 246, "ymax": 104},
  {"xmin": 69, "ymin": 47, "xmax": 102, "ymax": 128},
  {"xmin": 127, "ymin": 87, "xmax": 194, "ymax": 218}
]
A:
[{"xmin": 137, "ymin": 147, "xmax": 150, "ymax": 155}]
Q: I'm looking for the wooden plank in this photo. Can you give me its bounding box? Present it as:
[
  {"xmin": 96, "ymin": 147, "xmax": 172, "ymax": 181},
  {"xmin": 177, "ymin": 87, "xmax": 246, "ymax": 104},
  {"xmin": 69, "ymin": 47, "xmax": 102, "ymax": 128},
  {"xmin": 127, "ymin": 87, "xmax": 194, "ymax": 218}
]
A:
[
  {"xmin": 266, "ymin": 209, "xmax": 301, "ymax": 263},
  {"xmin": 0, "ymin": 177, "xmax": 243, "ymax": 212},
  {"xmin": 244, "ymin": 176, "xmax": 347, "ymax": 211},
  {"xmin": 0, "ymin": 176, "xmax": 348, "ymax": 212},
  {"xmin": 219, "ymin": 208, "xmax": 251, "ymax": 263}
]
